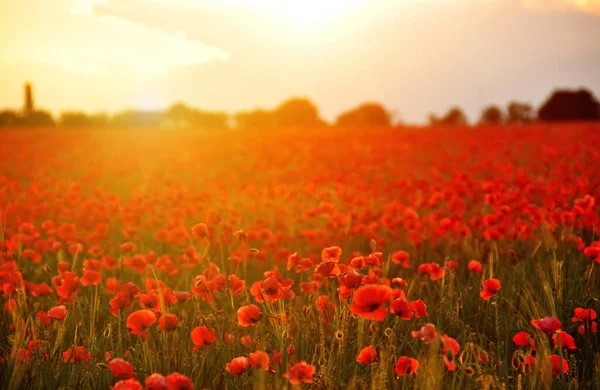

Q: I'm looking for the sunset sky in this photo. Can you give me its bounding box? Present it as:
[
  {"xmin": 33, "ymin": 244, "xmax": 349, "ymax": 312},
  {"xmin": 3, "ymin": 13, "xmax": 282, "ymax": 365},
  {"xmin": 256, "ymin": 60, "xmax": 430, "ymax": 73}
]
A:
[{"xmin": 0, "ymin": 0, "xmax": 599, "ymax": 123}]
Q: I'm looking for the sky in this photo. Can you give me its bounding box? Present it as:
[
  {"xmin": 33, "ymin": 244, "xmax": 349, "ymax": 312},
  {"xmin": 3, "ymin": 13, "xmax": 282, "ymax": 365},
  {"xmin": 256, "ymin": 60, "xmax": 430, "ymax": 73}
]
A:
[{"xmin": 0, "ymin": 0, "xmax": 599, "ymax": 123}]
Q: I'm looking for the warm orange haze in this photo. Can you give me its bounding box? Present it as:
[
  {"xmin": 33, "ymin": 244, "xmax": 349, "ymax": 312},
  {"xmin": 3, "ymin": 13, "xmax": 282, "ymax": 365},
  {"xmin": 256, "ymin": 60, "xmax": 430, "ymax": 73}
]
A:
[{"xmin": 1, "ymin": 1, "xmax": 600, "ymax": 390}]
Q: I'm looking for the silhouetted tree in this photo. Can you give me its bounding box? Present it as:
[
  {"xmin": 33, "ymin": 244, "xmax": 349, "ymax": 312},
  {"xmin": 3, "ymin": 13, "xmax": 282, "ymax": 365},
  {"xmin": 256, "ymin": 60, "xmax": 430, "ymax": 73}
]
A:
[
  {"xmin": 235, "ymin": 109, "xmax": 276, "ymax": 129},
  {"xmin": 274, "ymin": 98, "xmax": 326, "ymax": 127},
  {"xmin": 21, "ymin": 110, "xmax": 55, "ymax": 126},
  {"xmin": 538, "ymin": 89, "xmax": 600, "ymax": 121},
  {"xmin": 430, "ymin": 107, "xmax": 468, "ymax": 126},
  {"xmin": 112, "ymin": 110, "xmax": 164, "ymax": 127},
  {"xmin": 166, "ymin": 103, "xmax": 229, "ymax": 130},
  {"xmin": 60, "ymin": 111, "xmax": 108, "ymax": 127},
  {"xmin": 507, "ymin": 101, "xmax": 534, "ymax": 123},
  {"xmin": 0, "ymin": 110, "xmax": 20, "ymax": 127},
  {"xmin": 479, "ymin": 105, "xmax": 504, "ymax": 125},
  {"xmin": 336, "ymin": 103, "xmax": 391, "ymax": 127}
]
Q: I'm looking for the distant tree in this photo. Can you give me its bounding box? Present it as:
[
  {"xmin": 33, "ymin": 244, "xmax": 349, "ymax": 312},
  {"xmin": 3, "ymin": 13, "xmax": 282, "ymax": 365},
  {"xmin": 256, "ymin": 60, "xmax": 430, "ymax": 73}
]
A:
[
  {"xmin": 538, "ymin": 88, "xmax": 600, "ymax": 121},
  {"xmin": 166, "ymin": 103, "xmax": 229, "ymax": 130},
  {"xmin": 335, "ymin": 103, "xmax": 391, "ymax": 127},
  {"xmin": 479, "ymin": 105, "xmax": 504, "ymax": 125},
  {"xmin": 430, "ymin": 107, "xmax": 468, "ymax": 126},
  {"xmin": 273, "ymin": 98, "xmax": 326, "ymax": 127},
  {"xmin": 0, "ymin": 110, "xmax": 20, "ymax": 126},
  {"xmin": 21, "ymin": 110, "xmax": 55, "ymax": 126},
  {"xmin": 235, "ymin": 109, "xmax": 276, "ymax": 129},
  {"xmin": 112, "ymin": 110, "xmax": 164, "ymax": 127},
  {"xmin": 60, "ymin": 111, "xmax": 109, "ymax": 127},
  {"xmin": 507, "ymin": 101, "xmax": 534, "ymax": 123}
]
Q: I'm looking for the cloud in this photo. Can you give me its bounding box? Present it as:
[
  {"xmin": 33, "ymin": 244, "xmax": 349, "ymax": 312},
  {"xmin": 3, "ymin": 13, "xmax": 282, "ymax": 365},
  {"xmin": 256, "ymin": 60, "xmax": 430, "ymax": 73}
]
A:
[{"xmin": 60, "ymin": 0, "xmax": 230, "ymax": 77}]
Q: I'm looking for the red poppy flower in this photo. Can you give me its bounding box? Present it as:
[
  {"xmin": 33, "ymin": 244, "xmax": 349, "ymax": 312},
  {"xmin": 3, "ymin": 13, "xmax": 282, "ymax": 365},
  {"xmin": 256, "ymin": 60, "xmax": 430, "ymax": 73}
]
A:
[
  {"xmin": 111, "ymin": 379, "xmax": 143, "ymax": 390},
  {"xmin": 63, "ymin": 346, "xmax": 92, "ymax": 363},
  {"xmin": 249, "ymin": 350, "xmax": 270, "ymax": 370},
  {"xmin": 108, "ymin": 358, "xmax": 135, "ymax": 380},
  {"xmin": 350, "ymin": 284, "xmax": 393, "ymax": 321},
  {"xmin": 191, "ymin": 223, "xmax": 209, "ymax": 239},
  {"xmin": 391, "ymin": 250, "xmax": 410, "ymax": 268},
  {"xmin": 237, "ymin": 304, "xmax": 261, "ymax": 327},
  {"xmin": 480, "ymin": 278, "xmax": 501, "ymax": 300},
  {"xmin": 549, "ymin": 355, "xmax": 568, "ymax": 376},
  {"xmin": 157, "ymin": 314, "xmax": 178, "ymax": 331},
  {"xmin": 338, "ymin": 270, "xmax": 363, "ymax": 289},
  {"xmin": 316, "ymin": 260, "xmax": 341, "ymax": 277},
  {"xmin": 411, "ymin": 323, "xmax": 438, "ymax": 343},
  {"xmin": 191, "ymin": 326, "xmax": 217, "ymax": 349},
  {"xmin": 552, "ymin": 331, "xmax": 576, "ymax": 350},
  {"xmin": 37, "ymin": 311, "xmax": 51, "ymax": 327},
  {"xmin": 47, "ymin": 305, "xmax": 67, "ymax": 320},
  {"xmin": 390, "ymin": 298, "xmax": 413, "ymax": 320},
  {"xmin": 165, "ymin": 372, "xmax": 194, "ymax": 390},
  {"xmin": 322, "ymin": 246, "xmax": 342, "ymax": 262},
  {"xmin": 395, "ymin": 356, "xmax": 419, "ymax": 376},
  {"xmin": 410, "ymin": 299, "xmax": 429, "ymax": 318},
  {"xmin": 283, "ymin": 361, "xmax": 316, "ymax": 385},
  {"xmin": 441, "ymin": 335, "xmax": 461, "ymax": 371},
  {"xmin": 126, "ymin": 310, "xmax": 157, "ymax": 335},
  {"xmin": 226, "ymin": 357, "xmax": 250, "ymax": 375},
  {"xmin": 467, "ymin": 260, "xmax": 483, "ymax": 273},
  {"xmin": 531, "ymin": 316, "xmax": 561, "ymax": 334},
  {"xmin": 356, "ymin": 345, "xmax": 377, "ymax": 365},
  {"xmin": 512, "ymin": 332, "xmax": 535, "ymax": 349},
  {"xmin": 145, "ymin": 374, "xmax": 168, "ymax": 390}
]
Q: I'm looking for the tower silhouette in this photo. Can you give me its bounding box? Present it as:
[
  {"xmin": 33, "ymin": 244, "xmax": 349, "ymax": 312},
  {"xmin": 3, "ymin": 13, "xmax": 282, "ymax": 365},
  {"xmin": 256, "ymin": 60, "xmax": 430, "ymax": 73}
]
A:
[{"xmin": 23, "ymin": 82, "xmax": 34, "ymax": 116}]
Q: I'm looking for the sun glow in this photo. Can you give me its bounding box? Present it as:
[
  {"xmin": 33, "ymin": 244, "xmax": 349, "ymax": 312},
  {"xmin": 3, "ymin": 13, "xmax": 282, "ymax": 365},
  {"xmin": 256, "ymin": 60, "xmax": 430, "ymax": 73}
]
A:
[{"xmin": 259, "ymin": 0, "xmax": 367, "ymax": 28}]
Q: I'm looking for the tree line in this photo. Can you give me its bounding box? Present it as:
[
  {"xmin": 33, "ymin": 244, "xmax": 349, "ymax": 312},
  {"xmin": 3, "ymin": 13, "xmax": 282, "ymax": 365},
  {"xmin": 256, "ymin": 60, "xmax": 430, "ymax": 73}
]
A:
[{"xmin": 0, "ymin": 87, "xmax": 598, "ymax": 129}]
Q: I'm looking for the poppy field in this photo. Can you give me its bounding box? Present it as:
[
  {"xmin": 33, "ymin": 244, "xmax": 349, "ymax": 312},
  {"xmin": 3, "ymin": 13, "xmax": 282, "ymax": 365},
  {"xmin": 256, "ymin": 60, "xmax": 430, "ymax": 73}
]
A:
[{"xmin": 1, "ymin": 124, "xmax": 600, "ymax": 389}]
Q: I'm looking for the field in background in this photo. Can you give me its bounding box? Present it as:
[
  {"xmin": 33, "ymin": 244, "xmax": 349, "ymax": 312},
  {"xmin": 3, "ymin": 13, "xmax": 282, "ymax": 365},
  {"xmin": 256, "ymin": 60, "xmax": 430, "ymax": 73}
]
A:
[{"xmin": 1, "ymin": 124, "xmax": 600, "ymax": 389}]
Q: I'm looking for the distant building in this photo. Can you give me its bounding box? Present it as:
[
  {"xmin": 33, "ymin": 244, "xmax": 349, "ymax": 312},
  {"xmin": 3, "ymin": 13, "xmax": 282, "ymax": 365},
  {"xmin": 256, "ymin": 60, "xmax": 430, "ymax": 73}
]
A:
[{"xmin": 23, "ymin": 82, "xmax": 34, "ymax": 116}]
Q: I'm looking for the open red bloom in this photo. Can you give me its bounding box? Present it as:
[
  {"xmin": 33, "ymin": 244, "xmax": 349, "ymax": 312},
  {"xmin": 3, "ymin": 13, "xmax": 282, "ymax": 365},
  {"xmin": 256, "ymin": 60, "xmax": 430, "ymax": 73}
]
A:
[
  {"xmin": 283, "ymin": 361, "xmax": 316, "ymax": 385},
  {"xmin": 390, "ymin": 299, "xmax": 413, "ymax": 320},
  {"xmin": 480, "ymin": 278, "xmax": 501, "ymax": 300},
  {"xmin": 356, "ymin": 345, "xmax": 377, "ymax": 365},
  {"xmin": 467, "ymin": 260, "xmax": 483, "ymax": 273},
  {"xmin": 513, "ymin": 332, "xmax": 535, "ymax": 350},
  {"xmin": 126, "ymin": 310, "xmax": 157, "ymax": 335},
  {"xmin": 350, "ymin": 284, "xmax": 393, "ymax": 321},
  {"xmin": 191, "ymin": 326, "xmax": 217, "ymax": 349},
  {"xmin": 549, "ymin": 355, "xmax": 568, "ymax": 376},
  {"xmin": 226, "ymin": 357, "xmax": 250, "ymax": 375},
  {"xmin": 111, "ymin": 379, "xmax": 143, "ymax": 390},
  {"xmin": 531, "ymin": 316, "xmax": 561, "ymax": 334},
  {"xmin": 553, "ymin": 331, "xmax": 576, "ymax": 350},
  {"xmin": 321, "ymin": 246, "xmax": 342, "ymax": 262},
  {"xmin": 63, "ymin": 346, "xmax": 92, "ymax": 363},
  {"xmin": 237, "ymin": 304, "xmax": 261, "ymax": 327},
  {"xmin": 391, "ymin": 250, "xmax": 410, "ymax": 268},
  {"xmin": 572, "ymin": 307, "xmax": 598, "ymax": 334},
  {"xmin": 249, "ymin": 350, "xmax": 270, "ymax": 370},
  {"xmin": 191, "ymin": 223, "xmax": 209, "ymax": 239},
  {"xmin": 395, "ymin": 356, "xmax": 419, "ymax": 376},
  {"xmin": 441, "ymin": 335, "xmax": 461, "ymax": 371},
  {"xmin": 157, "ymin": 313, "xmax": 178, "ymax": 331},
  {"xmin": 145, "ymin": 374, "xmax": 168, "ymax": 390},
  {"xmin": 47, "ymin": 305, "xmax": 67, "ymax": 320},
  {"xmin": 411, "ymin": 323, "xmax": 438, "ymax": 343},
  {"xmin": 165, "ymin": 372, "xmax": 194, "ymax": 390},
  {"xmin": 108, "ymin": 358, "xmax": 135, "ymax": 380}
]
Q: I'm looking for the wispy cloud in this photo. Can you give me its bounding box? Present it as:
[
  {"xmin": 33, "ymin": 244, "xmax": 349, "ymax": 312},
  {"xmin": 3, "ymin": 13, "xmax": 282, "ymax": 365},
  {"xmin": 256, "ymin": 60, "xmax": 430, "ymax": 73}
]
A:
[{"xmin": 54, "ymin": 0, "xmax": 231, "ymax": 77}]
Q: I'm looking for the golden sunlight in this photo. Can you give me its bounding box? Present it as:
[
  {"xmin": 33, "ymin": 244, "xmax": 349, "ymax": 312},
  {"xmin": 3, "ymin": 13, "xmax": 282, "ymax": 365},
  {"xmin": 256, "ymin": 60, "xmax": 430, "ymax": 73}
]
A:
[{"xmin": 259, "ymin": 0, "xmax": 367, "ymax": 28}]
